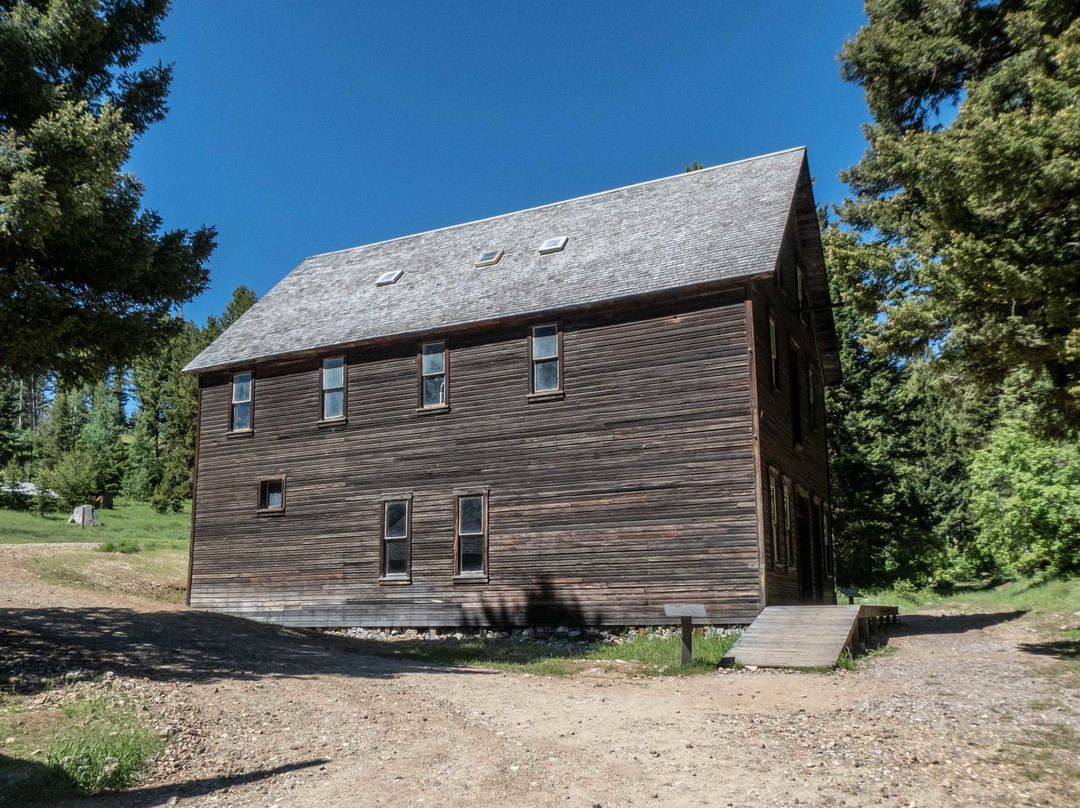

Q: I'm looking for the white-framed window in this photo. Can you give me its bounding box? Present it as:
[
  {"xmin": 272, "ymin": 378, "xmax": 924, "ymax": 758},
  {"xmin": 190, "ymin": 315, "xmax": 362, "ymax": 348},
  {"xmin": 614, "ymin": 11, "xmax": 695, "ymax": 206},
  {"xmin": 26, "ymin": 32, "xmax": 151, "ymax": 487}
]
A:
[
  {"xmin": 381, "ymin": 498, "xmax": 411, "ymax": 579},
  {"xmin": 321, "ymin": 357, "xmax": 345, "ymax": 420},
  {"xmin": 420, "ymin": 341, "xmax": 447, "ymax": 408},
  {"xmin": 455, "ymin": 492, "xmax": 488, "ymax": 577},
  {"xmin": 231, "ymin": 372, "xmax": 252, "ymax": 431},
  {"xmin": 530, "ymin": 324, "xmax": 561, "ymax": 393}
]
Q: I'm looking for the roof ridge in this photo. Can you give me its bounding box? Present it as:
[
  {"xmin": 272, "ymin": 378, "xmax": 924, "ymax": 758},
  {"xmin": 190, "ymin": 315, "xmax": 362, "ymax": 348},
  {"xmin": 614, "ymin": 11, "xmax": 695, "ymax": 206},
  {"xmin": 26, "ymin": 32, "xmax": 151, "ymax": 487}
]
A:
[{"xmin": 306, "ymin": 146, "xmax": 807, "ymax": 261}]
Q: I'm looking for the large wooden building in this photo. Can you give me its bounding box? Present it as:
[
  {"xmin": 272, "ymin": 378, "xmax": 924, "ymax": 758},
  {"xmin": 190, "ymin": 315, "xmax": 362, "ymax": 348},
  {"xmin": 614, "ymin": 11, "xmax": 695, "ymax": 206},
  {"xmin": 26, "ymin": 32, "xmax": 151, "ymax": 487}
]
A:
[{"xmin": 184, "ymin": 147, "xmax": 840, "ymax": 628}]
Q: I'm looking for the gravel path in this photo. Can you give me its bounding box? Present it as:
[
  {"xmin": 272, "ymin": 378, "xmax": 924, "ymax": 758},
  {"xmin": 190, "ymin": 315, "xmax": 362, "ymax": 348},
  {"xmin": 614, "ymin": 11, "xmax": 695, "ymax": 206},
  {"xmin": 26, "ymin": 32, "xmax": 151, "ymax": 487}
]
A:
[{"xmin": 1, "ymin": 544, "xmax": 1077, "ymax": 807}]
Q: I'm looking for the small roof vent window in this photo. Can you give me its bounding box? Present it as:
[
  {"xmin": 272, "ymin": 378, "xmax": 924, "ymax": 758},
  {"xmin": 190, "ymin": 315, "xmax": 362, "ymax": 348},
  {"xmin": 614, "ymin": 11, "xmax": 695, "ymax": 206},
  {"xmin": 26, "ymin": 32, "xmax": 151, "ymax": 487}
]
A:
[
  {"xmin": 539, "ymin": 236, "xmax": 568, "ymax": 255},
  {"xmin": 475, "ymin": 248, "xmax": 503, "ymax": 268},
  {"xmin": 375, "ymin": 269, "xmax": 403, "ymax": 286}
]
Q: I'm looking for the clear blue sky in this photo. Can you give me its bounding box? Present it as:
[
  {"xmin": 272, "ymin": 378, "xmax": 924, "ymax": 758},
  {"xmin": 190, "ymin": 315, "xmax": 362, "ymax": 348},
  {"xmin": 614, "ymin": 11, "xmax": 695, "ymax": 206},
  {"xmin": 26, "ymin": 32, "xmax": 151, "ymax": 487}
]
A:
[{"xmin": 128, "ymin": 2, "xmax": 871, "ymax": 324}]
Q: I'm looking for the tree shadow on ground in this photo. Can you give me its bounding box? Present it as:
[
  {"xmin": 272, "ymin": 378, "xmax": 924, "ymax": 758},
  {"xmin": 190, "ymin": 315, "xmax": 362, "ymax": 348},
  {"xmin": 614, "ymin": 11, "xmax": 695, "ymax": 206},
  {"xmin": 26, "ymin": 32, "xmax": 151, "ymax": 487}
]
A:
[
  {"xmin": 0, "ymin": 606, "xmax": 489, "ymax": 692},
  {"xmin": 1017, "ymin": 639, "xmax": 1080, "ymax": 661},
  {"xmin": 0, "ymin": 576, "xmax": 599, "ymax": 690},
  {"xmin": 1, "ymin": 757, "xmax": 328, "ymax": 808},
  {"xmin": 891, "ymin": 610, "xmax": 1027, "ymax": 637}
]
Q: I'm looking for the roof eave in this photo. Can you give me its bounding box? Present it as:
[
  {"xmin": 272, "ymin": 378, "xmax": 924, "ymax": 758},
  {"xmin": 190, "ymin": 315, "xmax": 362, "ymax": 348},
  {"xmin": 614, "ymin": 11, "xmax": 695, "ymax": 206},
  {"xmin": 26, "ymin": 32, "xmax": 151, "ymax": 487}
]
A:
[{"xmin": 182, "ymin": 273, "xmax": 772, "ymax": 376}]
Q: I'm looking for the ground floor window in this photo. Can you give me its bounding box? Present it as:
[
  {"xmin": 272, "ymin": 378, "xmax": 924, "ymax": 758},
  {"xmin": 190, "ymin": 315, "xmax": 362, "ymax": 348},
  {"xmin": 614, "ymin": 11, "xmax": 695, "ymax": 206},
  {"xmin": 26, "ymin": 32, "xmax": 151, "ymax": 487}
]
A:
[
  {"xmin": 455, "ymin": 492, "xmax": 488, "ymax": 576},
  {"xmin": 381, "ymin": 497, "xmax": 411, "ymax": 579}
]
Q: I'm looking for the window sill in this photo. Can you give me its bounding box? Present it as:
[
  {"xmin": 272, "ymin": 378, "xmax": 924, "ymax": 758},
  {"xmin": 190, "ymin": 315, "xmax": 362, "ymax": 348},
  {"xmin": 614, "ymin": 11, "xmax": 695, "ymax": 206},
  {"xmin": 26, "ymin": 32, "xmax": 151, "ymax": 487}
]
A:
[
  {"xmin": 318, "ymin": 417, "xmax": 348, "ymax": 428},
  {"xmin": 527, "ymin": 389, "xmax": 564, "ymax": 403},
  {"xmin": 256, "ymin": 508, "xmax": 285, "ymax": 517},
  {"xmin": 415, "ymin": 405, "xmax": 450, "ymax": 416},
  {"xmin": 227, "ymin": 429, "xmax": 254, "ymax": 439},
  {"xmin": 453, "ymin": 573, "xmax": 489, "ymax": 584},
  {"xmin": 379, "ymin": 576, "xmax": 412, "ymax": 585}
]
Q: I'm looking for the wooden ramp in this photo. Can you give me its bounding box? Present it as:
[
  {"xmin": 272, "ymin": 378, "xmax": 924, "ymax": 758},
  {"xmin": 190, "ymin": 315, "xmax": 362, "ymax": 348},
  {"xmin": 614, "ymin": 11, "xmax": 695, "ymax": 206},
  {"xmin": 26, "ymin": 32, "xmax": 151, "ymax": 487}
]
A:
[{"xmin": 722, "ymin": 605, "xmax": 897, "ymax": 669}]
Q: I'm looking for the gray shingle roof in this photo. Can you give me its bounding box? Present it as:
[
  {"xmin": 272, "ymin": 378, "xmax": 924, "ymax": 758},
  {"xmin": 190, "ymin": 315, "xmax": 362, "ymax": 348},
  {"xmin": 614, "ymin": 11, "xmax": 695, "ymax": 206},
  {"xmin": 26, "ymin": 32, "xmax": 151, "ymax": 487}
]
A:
[{"xmin": 185, "ymin": 147, "xmax": 810, "ymax": 373}]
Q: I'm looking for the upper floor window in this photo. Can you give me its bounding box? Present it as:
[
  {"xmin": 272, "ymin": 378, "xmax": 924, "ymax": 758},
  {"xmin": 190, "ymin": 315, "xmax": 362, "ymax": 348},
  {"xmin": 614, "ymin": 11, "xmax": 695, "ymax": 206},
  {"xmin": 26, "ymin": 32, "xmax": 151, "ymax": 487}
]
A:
[
  {"xmin": 530, "ymin": 324, "xmax": 561, "ymax": 393},
  {"xmin": 231, "ymin": 373, "xmax": 252, "ymax": 431},
  {"xmin": 797, "ymin": 268, "xmax": 808, "ymax": 322},
  {"xmin": 768, "ymin": 318, "xmax": 780, "ymax": 390},
  {"xmin": 420, "ymin": 341, "xmax": 447, "ymax": 408},
  {"xmin": 807, "ymin": 363, "xmax": 817, "ymax": 431},
  {"xmin": 322, "ymin": 357, "xmax": 345, "ymax": 420},
  {"xmin": 788, "ymin": 341, "xmax": 803, "ymax": 446},
  {"xmin": 455, "ymin": 492, "xmax": 487, "ymax": 577},
  {"xmin": 382, "ymin": 498, "xmax": 411, "ymax": 579}
]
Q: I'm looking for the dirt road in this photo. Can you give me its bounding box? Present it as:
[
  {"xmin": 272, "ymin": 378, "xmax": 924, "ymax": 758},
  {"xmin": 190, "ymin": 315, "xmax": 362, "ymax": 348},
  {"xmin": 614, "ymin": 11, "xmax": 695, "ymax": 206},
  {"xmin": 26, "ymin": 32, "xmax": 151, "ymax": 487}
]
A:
[{"xmin": 1, "ymin": 544, "xmax": 1077, "ymax": 807}]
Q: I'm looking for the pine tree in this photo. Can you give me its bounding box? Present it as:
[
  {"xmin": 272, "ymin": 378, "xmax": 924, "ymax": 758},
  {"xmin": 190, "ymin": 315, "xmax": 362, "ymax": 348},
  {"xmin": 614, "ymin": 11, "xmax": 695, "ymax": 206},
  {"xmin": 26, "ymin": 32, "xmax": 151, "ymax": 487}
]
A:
[
  {"xmin": 838, "ymin": 0, "xmax": 1080, "ymax": 431},
  {"xmin": 0, "ymin": 0, "xmax": 216, "ymax": 382},
  {"xmin": 823, "ymin": 224, "xmax": 981, "ymax": 587},
  {"xmin": 77, "ymin": 379, "xmax": 127, "ymax": 496}
]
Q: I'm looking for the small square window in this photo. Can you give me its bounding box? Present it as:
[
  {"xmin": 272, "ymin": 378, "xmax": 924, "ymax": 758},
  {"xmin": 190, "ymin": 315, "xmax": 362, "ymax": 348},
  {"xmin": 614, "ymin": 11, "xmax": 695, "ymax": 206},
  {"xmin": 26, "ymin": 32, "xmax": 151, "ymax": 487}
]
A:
[
  {"xmin": 258, "ymin": 477, "xmax": 285, "ymax": 512},
  {"xmin": 376, "ymin": 269, "xmax": 403, "ymax": 286}
]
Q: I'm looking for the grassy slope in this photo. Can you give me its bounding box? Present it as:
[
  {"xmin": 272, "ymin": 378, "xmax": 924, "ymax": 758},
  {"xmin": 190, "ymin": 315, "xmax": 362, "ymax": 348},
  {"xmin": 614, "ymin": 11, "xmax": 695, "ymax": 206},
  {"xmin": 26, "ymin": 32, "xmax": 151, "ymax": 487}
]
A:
[
  {"xmin": 1, "ymin": 499, "xmax": 191, "ymax": 605},
  {"xmin": 0, "ymin": 498, "xmax": 189, "ymax": 550}
]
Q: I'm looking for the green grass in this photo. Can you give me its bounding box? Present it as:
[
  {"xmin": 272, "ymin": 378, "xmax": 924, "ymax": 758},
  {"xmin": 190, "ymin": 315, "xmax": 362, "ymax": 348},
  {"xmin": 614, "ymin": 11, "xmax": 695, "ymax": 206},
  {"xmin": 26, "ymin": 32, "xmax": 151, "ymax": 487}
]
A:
[
  {"xmin": 369, "ymin": 632, "xmax": 738, "ymax": 676},
  {"xmin": 97, "ymin": 539, "xmax": 141, "ymax": 554},
  {"xmin": 0, "ymin": 692, "xmax": 164, "ymax": 802},
  {"xmin": 852, "ymin": 576, "xmax": 1080, "ymax": 616},
  {"xmin": 588, "ymin": 634, "xmax": 738, "ymax": 673},
  {"xmin": 26, "ymin": 547, "xmax": 189, "ymax": 604},
  {"xmin": 0, "ymin": 497, "xmax": 189, "ymax": 552}
]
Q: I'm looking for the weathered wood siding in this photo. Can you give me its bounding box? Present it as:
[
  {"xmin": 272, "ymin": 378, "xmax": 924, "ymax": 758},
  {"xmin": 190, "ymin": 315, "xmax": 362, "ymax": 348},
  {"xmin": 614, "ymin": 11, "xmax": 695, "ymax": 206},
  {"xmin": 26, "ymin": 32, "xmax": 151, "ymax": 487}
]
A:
[
  {"xmin": 189, "ymin": 293, "xmax": 764, "ymax": 627},
  {"xmin": 752, "ymin": 221, "xmax": 836, "ymax": 605}
]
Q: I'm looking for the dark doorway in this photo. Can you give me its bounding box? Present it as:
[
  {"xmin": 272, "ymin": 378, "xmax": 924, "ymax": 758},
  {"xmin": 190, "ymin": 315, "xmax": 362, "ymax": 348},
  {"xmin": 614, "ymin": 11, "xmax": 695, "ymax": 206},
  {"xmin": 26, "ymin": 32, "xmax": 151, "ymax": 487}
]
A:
[
  {"xmin": 796, "ymin": 495, "xmax": 813, "ymax": 602},
  {"xmin": 811, "ymin": 501, "xmax": 825, "ymax": 602}
]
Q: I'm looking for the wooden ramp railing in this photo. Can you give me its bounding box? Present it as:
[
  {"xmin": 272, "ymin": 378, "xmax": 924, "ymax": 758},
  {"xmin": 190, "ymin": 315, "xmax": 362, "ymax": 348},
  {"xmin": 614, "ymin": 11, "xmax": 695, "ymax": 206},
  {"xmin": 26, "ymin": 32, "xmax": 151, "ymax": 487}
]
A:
[{"xmin": 721, "ymin": 604, "xmax": 899, "ymax": 669}]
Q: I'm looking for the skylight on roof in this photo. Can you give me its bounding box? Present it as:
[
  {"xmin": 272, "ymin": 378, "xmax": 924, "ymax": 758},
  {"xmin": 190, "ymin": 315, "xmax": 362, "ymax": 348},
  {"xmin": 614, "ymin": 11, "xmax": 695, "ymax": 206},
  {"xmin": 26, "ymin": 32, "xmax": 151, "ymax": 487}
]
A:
[
  {"xmin": 375, "ymin": 269, "xmax": 403, "ymax": 286},
  {"xmin": 475, "ymin": 248, "xmax": 504, "ymax": 268},
  {"xmin": 539, "ymin": 236, "xmax": 568, "ymax": 255}
]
